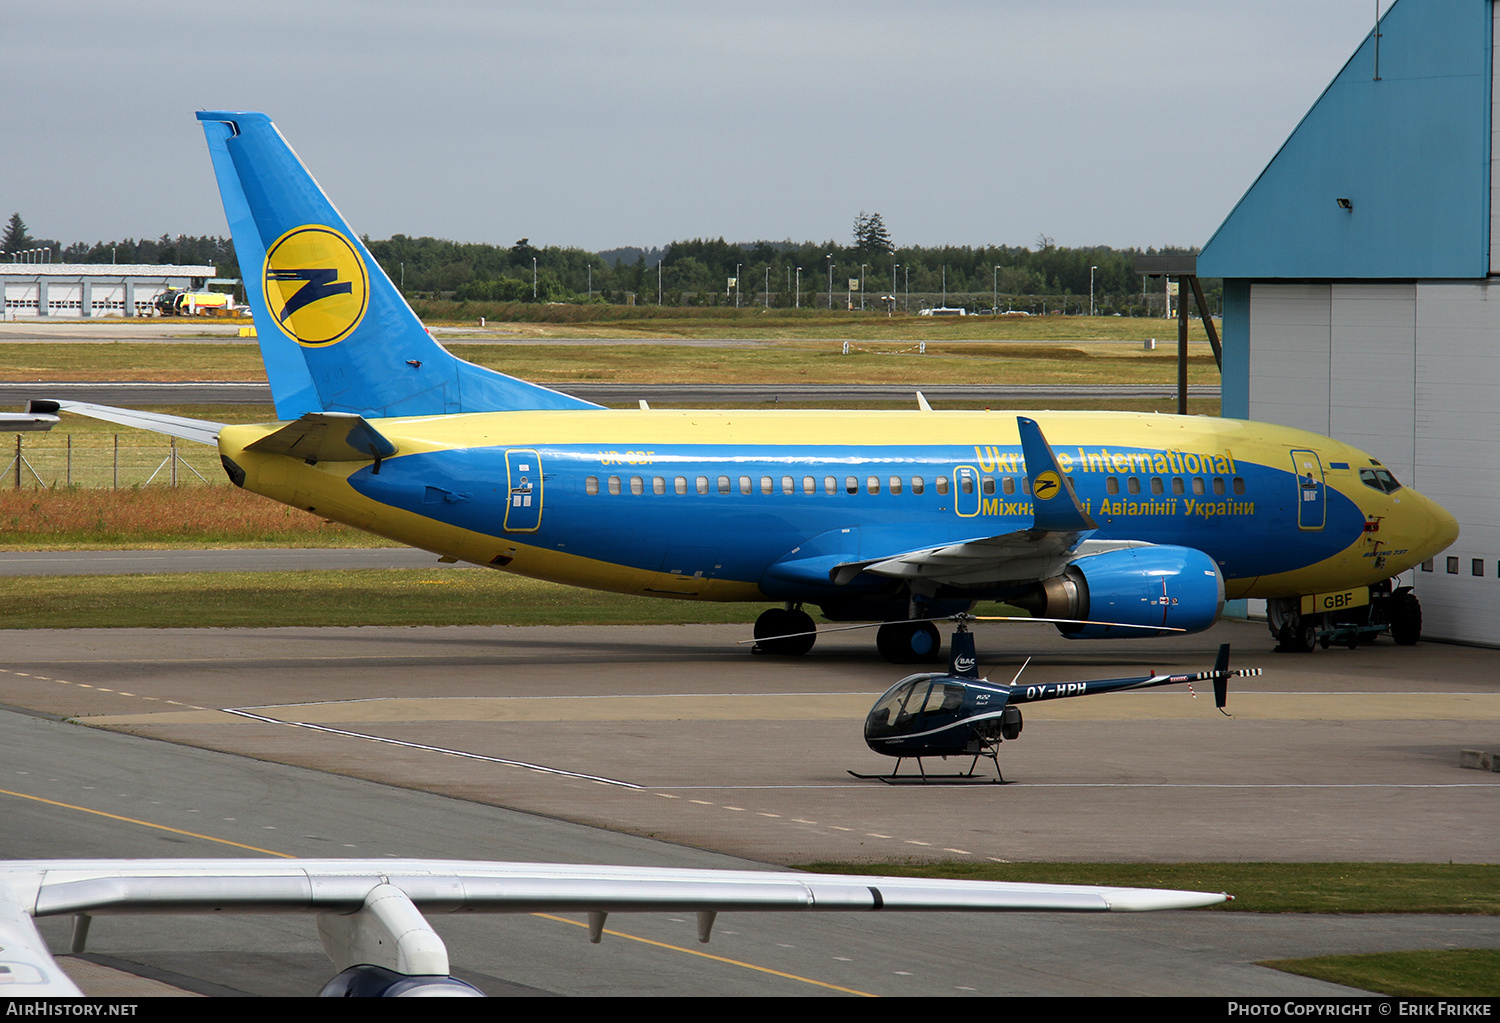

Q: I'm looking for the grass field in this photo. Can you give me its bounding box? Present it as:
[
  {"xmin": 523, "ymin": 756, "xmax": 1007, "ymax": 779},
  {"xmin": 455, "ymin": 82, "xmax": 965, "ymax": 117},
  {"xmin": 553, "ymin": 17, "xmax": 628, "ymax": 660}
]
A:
[
  {"xmin": 1260, "ymin": 949, "xmax": 1499, "ymax": 997},
  {"xmin": 0, "ymin": 337, "xmax": 1222, "ymax": 388},
  {"xmin": 0, "ymin": 569, "xmax": 762, "ymax": 629}
]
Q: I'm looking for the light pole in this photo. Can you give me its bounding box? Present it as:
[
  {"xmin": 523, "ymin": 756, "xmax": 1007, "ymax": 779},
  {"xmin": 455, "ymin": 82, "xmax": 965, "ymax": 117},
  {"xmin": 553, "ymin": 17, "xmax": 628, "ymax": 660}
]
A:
[
  {"xmin": 532, "ymin": 257, "xmax": 537, "ymax": 300},
  {"xmin": 795, "ymin": 267, "xmax": 802, "ymax": 308},
  {"xmin": 764, "ymin": 265, "xmax": 769, "ymax": 309},
  {"xmin": 1089, "ymin": 265, "xmax": 1098, "ymax": 317},
  {"xmin": 859, "ymin": 264, "xmax": 867, "ymax": 311},
  {"xmin": 993, "ymin": 265, "xmax": 1002, "ymax": 315},
  {"xmin": 892, "ymin": 263, "xmax": 898, "ymax": 314},
  {"xmin": 735, "ymin": 262, "xmax": 742, "ymax": 308},
  {"xmin": 904, "ymin": 265, "xmax": 909, "ymax": 313},
  {"xmin": 826, "ymin": 255, "xmax": 833, "ymax": 311},
  {"xmin": 657, "ymin": 260, "xmax": 663, "ymax": 305}
]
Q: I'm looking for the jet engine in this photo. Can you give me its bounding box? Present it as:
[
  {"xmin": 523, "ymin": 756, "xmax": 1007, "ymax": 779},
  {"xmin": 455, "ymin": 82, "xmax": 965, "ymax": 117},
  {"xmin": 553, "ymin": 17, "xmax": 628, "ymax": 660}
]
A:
[
  {"xmin": 318, "ymin": 965, "xmax": 485, "ymax": 997},
  {"xmin": 1017, "ymin": 545, "xmax": 1223, "ymax": 638}
]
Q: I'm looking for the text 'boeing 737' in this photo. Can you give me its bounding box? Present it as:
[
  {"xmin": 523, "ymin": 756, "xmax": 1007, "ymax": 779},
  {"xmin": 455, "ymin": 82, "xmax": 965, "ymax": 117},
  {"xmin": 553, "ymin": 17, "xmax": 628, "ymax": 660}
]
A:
[{"xmin": 32, "ymin": 111, "xmax": 1459, "ymax": 660}]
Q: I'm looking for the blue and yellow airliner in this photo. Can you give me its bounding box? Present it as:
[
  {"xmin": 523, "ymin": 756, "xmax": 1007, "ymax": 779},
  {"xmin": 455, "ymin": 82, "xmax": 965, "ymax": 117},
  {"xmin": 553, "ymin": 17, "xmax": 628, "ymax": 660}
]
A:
[{"xmin": 47, "ymin": 111, "xmax": 1459, "ymax": 660}]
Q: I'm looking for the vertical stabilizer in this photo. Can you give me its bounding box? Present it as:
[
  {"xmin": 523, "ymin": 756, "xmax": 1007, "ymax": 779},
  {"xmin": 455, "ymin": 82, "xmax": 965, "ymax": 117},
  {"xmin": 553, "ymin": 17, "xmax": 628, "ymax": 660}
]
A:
[{"xmin": 196, "ymin": 111, "xmax": 600, "ymax": 419}]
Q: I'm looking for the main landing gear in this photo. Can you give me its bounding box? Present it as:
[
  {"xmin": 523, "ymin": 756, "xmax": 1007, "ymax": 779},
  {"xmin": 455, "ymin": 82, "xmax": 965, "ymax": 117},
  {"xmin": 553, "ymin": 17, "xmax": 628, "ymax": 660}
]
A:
[
  {"xmin": 875, "ymin": 620, "xmax": 943, "ymax": 665},
  {"xmin": 749, "ymin": 605, "xmax": 945, "ymax": 663},
  {"xmin": 1267, "ymin": 581, "xmax": 1422, "ymax": 652}
]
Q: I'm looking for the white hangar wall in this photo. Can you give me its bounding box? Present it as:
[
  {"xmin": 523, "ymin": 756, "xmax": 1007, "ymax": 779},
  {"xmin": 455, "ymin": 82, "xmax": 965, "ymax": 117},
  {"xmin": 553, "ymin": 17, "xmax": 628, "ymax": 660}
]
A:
[{"xmin": 1247, "ymin": 281, "xmax": 1500, "ymax": 643}]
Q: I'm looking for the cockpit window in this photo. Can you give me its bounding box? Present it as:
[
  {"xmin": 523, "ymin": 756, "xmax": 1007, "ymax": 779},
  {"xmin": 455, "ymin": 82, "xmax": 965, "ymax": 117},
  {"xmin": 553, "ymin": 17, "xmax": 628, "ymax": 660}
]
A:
[
  {"xmin": 866, "ymin": 675, "xmax": 953, "ymax": 738},
  {"xmin": 1359, "ymin": 467, "xmax": 1403, "ymax": 494}
]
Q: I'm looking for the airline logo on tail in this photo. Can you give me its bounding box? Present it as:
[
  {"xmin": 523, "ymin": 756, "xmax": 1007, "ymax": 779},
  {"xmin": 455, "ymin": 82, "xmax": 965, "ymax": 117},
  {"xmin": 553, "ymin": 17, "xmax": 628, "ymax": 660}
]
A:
[{"xmin": 263, "ymin": 225, "xmax": 369, "ymax": 346}]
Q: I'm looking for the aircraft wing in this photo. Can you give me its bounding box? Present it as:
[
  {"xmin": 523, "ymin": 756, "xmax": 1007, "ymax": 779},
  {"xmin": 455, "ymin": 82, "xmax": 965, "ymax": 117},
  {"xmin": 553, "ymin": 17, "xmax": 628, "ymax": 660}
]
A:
[
  {"xmin": 829, "ymin": 416, "xmax": 1110, "ymax": 590},
  {"xmin": 34, "ymin": 400, "xmax": 226, "ymax": 446},
  {"xmin": 0, "ymin": 858, "xmax": 1228, "ymax": 996},
  {"xmin": 837, "ymin": 535, "xmax": 1148, "ymax": 588}
]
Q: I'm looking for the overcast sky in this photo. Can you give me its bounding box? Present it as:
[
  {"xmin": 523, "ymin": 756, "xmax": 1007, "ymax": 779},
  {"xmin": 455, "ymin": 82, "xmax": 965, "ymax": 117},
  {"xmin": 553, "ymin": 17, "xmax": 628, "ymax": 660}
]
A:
[{"xmin": 3, "ymin": 1, "xmax": 1383, "ymax": 253}]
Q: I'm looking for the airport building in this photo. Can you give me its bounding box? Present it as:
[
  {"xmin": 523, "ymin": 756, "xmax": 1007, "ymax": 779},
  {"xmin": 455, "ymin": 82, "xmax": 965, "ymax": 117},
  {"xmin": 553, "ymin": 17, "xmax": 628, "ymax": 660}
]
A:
[
  {"xmin": 1199, "ymin": 0, "xmax": 1500, "ymax": 645},
  {"xmin": 0, "ymin": 263, "xmax": 217, "ymax": 318}
]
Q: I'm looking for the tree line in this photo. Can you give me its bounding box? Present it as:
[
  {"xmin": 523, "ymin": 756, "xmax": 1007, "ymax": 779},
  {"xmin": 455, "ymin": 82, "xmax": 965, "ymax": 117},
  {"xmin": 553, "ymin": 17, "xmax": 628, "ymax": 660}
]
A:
[{"xmin": 4, "ymin": 210, "xmax": 1211, "ymax": 315}]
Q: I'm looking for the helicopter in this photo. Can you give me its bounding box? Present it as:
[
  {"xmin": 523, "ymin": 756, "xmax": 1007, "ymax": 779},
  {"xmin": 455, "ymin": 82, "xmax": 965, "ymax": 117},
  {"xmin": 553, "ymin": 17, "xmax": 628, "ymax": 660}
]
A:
[{"xmin": 852, "ymin": 642, "xmax": 1260, "ymax": 784}]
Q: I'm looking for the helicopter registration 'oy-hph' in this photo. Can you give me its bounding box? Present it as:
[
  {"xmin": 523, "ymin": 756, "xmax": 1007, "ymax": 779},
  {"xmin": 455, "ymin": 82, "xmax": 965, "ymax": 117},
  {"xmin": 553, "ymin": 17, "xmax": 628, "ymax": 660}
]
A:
[{"xmin": 854, "ymin": 644, "xmax": 1260, "ymax": 783}]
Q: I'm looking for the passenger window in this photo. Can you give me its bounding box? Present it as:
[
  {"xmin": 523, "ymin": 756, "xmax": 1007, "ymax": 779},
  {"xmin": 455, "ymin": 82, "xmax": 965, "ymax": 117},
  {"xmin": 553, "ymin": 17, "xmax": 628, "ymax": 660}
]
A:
[
  {"xmin": 717, "ymin": 475, "xmax": 731, "ymax": 494},
  {"xmin": 912, "ymin": 476, "xmax": 925, "ymax": 495},
  {"xmin": 653, "ymin": 477, "xmax": 666, "ymax": 495},
  {"xmin": 782, "ymin": 475, "xmax": 794, "ymax": 495},
  {"xmin": 696, "ymin": 476, "xmax": 709, "ymax": 495},
  {"xmin": 1126, "ymin": 476, "xmax": 1140, "ymax": 496},
  {"xmin": 867, "ymin": 476, "xmax": 880, "ymax": 495},
  {"xmin": 846, "ymin": 476, "xmax": 859, "ymax": 494},
  {"xmin": 761, "ymin": 476, "xmax": 773, "ymax": 495},
  {"xmin": 1191, "ymin": 477, "xmax": 1205, "ymax": 496},
  {"xmin": 1106, "ymin": 477, "xmax": 1119, "ymax": 495},
  {"xmin": 804, "ymin": 476, "xmax": 816, "ymax": 495},
  {"xmin": 1150, "ymin": 476, "xmax": 1164, "ymax": 496},
  {"xmin": 982, "ymin": 477, "xmax": 995, "ymax": 495},
  {"xmin": 608, "ymin": 476, "xmax": 621, "ymax": 495},
  {"xmin": 739, "ymin": 476, "xmax": 752, "ymax": 495},
  {"xmin": 1172, "ymin": 477, "xmax": 1185, "ymax": 496},
  {"xmin": 675, "ymin": 476, "xmax": 688, "ymax": 495},
  {"xmin": 630, "ymin": 476, "xmax": 644, "ymax": 495},
  {"xmin": 1233, "ymin": 477, "xmax": 1246, "ymax": 495},
  {"xmin": 960, "ymin": 476, "xmax": 974, "ymax": 495},
  {"xmin": 1212, "ymin": 477, "xmax": 1225, "ymax": 496},
  {"xmin": 1021, "ymin": 477, "xmax": 1031, "ymax": 495},
  {"xmin": 889, "ymin": 476, "xmax": 903, "ymax": 495},
  {"xmin": 824, "ymin": 475, "xmax": 837, "ymax": 495},
  {"xmin": 1003, "ymin": 476, "xmax": 1015, "ymax": 495},
  {"xmin": 586, "ymin": 476, "xmax": 599, "ymax": 496},
  {"xmin": 936, "ymin": 476, "xmax": 949, "ymax": 495}
]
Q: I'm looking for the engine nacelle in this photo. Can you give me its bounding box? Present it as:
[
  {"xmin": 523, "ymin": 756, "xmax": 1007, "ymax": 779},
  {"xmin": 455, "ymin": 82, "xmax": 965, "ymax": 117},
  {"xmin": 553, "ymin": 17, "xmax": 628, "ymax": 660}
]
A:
[
  {"xmin": 319, "ymin": 965, "xmax": 486, "ymax": 997},
  {"xmin": 1022, "ymin": 545, "xmax": 1223, "ymax": 638}
]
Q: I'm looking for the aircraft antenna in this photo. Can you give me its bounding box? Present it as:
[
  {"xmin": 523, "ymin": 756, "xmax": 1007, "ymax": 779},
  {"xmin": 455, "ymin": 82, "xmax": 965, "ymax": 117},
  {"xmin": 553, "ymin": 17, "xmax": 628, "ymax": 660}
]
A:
[{"xmin": 1009, "ymin": 656, "xmax": 1032, "ymax": 686}]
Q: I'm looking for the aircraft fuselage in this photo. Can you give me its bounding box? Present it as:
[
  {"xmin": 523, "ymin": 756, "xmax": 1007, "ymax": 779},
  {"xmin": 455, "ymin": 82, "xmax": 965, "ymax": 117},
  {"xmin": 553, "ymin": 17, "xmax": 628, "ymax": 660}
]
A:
[{"xmin": 217, "ymin": 407, "xmax": 1457, "ymax": 613}]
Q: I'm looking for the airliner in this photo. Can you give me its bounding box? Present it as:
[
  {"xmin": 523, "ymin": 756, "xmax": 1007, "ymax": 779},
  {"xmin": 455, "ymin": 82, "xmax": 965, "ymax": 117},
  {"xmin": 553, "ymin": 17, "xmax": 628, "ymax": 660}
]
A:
[{"xmin": 42, "ymin": 111, "xmax": 1459, "ymax": 660}]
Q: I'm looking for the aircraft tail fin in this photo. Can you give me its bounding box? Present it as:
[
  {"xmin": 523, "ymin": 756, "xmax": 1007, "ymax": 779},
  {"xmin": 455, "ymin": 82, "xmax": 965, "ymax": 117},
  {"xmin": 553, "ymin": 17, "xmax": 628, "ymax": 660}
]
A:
[{"xmin": 195, "ymin": 111, "xmax": 601, "ymax": 420}]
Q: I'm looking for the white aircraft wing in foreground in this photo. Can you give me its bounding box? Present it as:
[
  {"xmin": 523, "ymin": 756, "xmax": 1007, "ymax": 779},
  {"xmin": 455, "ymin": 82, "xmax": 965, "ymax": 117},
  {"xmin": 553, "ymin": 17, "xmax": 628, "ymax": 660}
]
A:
[{"xmin": 0, "ymin": 858, "xmax": 1228, "ymax": 996}]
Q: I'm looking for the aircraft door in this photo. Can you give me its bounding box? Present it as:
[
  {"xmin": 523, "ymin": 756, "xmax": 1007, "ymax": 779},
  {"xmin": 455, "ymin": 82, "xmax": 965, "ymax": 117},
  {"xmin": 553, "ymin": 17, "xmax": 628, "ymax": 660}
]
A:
[
  {"xmin": 1290, "ymin": 448, "xmax": 1325, "ymax": 531},
  {"xmin": 953, "ymin": 465, "xmax": 981, "ymax": 517},
  {"xmin": 503, "ymin": 449, "xmax": 543, "ymax": 532}
]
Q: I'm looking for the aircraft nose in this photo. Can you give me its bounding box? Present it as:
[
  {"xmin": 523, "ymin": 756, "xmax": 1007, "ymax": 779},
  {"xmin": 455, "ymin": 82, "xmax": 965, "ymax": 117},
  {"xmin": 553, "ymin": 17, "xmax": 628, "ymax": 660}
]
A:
[{"xmin": 1416, "ymin": 491, "xmax": 1460, "ymax": 560}]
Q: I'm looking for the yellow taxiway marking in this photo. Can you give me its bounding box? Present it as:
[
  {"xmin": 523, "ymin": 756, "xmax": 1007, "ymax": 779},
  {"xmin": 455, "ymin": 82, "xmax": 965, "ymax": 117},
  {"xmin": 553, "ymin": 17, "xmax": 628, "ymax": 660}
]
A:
[
  {"xmin": 0, "ymin": 787, "xmax": 292, "ymax": 858},
  {"xmin": 0, "ymin": 785, "xmax": 877, "ymax": 995},
  {"xmin": 76, "ymin": 690, "xmax": 1500, "ymax": 727},
  {"xmin": 532, "ymin": 913, "xmax": 875, "ymax": 997}
]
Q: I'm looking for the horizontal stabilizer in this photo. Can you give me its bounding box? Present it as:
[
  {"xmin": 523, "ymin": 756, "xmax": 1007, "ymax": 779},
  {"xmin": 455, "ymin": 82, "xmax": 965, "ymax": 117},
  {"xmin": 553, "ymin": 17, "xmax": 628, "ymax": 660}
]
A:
[
  {"xmin": 45, "ymin": 400, "xmax": 225, "ymax": 446},
  {"xmin": 246, "ymin": 412, "xmax": 398, "ymax": 462}
]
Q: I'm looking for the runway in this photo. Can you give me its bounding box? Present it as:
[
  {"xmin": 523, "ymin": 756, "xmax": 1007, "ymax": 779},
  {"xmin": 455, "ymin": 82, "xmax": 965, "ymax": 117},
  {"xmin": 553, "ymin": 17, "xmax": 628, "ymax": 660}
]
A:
[{"xmin": 0, "ymin": 380, "xmax": 1219, "ymax": 407}]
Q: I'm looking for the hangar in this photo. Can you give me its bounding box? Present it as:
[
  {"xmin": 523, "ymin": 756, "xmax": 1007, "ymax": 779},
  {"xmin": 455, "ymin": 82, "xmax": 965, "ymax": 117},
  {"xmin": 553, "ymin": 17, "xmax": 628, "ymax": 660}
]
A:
[
  {"xmin": 1199, "ymin": 0, "xmax": 1500, "ymax": 646},
  {"xmin": 0, "ymin": 262, "xmax": 217, "ymax": 318}
]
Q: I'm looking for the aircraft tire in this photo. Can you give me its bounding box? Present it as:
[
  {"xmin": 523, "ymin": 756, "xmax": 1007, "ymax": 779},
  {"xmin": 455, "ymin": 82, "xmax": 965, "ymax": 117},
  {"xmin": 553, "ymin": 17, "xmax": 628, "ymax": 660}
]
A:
[
  {"xmin": 1389, "ymin": 592, "xmax": 1422, "ymax": 646},
  {"xmin": 753, "ymin": 607, "xmax": 816, "ymax": 656},
  {"xmin": 876, "ymin": 621, "xmax": 943, "ymax": 664}
]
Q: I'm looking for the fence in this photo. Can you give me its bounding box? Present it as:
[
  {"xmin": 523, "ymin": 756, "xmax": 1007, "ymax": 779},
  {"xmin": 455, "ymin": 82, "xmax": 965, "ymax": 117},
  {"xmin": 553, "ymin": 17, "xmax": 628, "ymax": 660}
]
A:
[{"xmin": 2, "ymin": 433, "xmax": 224, "ymax": 490}]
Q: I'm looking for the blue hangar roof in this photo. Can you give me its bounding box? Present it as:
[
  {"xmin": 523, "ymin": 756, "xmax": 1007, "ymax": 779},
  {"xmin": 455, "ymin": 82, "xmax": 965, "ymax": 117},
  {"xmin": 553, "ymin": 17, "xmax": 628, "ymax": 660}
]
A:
[{"xmin": 1199, "ymin": 0, "xmax": 1493, "ymax": 280}]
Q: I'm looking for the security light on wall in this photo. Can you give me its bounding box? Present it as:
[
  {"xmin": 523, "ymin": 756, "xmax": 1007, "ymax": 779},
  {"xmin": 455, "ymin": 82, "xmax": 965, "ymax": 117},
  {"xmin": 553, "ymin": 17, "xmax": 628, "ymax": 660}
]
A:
[{"xmin": 1336, "ymin": 197, "xmax": 1353, "ymax": 210}]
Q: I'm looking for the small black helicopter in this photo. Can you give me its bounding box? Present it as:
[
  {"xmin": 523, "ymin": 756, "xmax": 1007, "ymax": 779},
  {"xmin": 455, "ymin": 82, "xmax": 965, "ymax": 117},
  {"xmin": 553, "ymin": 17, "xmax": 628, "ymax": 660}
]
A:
[{"xmin": 852, "ymin": 641, "xmax": 1260, "ymax": 784}]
